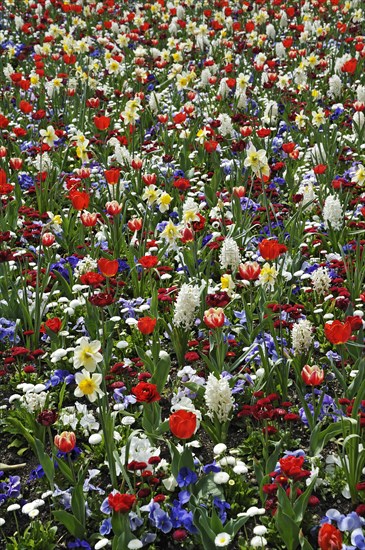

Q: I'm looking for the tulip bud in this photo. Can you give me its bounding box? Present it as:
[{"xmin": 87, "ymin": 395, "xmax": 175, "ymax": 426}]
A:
[
  {"xmin": 9, "ymin": 157, "xmax": 23, "ymax": 170},
  {"xmin": 106, "ymin": 200, "xmax": 123, "ymax": 216},
  {"xmin": 301, "ymin": 364, "xmax": 324, "ymax": 386},
  {"xmin": 203, "ymin": 307, "xmax": 225, "ymax": 329},
  {"xmin": 54, "ymin": 431, "xmax": 76, "ymax": 453},
  {"xmin": 42, "ymin": 232, "xmax": 55, "ymax": 247}
]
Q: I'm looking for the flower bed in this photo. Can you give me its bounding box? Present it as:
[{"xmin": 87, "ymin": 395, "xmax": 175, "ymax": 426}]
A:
[{"xmin": 0, "ymin": 0, "xmax": 365, "ymax": 548}]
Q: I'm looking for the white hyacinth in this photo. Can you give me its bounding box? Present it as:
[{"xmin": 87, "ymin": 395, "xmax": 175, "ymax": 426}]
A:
[
  {"xmin": 328, "ymin": 75, "xmax": 342, "ymax": 97},
  {"xmin": 218, "ymin": 113, "xmax": 234, "ymax": 137},
  {"xmin": 173, "ymin": 283, "xmax": 200, "ymax": 329},
  {"xmin": 323, "ymin": 195, "xmax": 343, "ymax": 230},
  {"xmin": 219, "ymin": 237, "xmax": 241, "ymax": 271},
  {"xmin": 204, "ymin": 373, "xmax": 234, "ymax": 422},
  {"xmin": 292, "ymin": 319, "xmax": 314, "ymax": 355},
  {"xmin": 311, "ymin": 266, "xmax": 331, "ymax": 295}
]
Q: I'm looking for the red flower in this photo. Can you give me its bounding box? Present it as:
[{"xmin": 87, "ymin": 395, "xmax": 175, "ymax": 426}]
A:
[
  {"xmin": 45, "ymin": 317, "xmax": 62, "ymax": 333},
  {"xmin": 169, "ymin": 410, "xmax": 197, "ymax": 439},
  {"xmin": 128, "ymin": 218, "xmax": 143, "ymax": 231},
  {"xmin": 94, "ymin": 115, "xmax": 111, "ymax": 130},
  {"xmin": 318, "ymin": 523, "xmax": 342, "ymax": 550},
  {"xmin": 19, "ymin": 100, "xmax": 33, "ymax": 114},
  {"xmin": 54, "ymin": 431, "xmax": 76, "ymax": 453},
  {"xmin": 238, "ymin": 261, "xmax": 261, "ymax": 281},
  {"xmin": 259, "ymin": 239, "xmax": 288, "ymax": 260},
  {"xmin": 132, "ymin": 382, "xmax": 161, "ymax": 403},
  {"xmin": 70, "ymin": 191, "xmax": 90, "ymax": 210},
  {"xmin": 173, "ymin": 178, "xmax": 191, "ymax": 191},
  {"xmin": 104, "ymin": 168, "xmax": 120, "ymax": 185},
  {"xmin": 313, "ymin": 164, "xmax": 327, "ymax": 174},
  {"xmin": 137, "ymin": 317, "xmax": 157, "ymax": 335},
  {"xmin": 139, "ymin": 256, "xmax": 158, "ymax": 269},
  {"xmin": 106, "ymin": 201, "xmax": 123, "ymax": 216},
  {"xmin": 108, "ymin": 492, "xmax": 136, "ymax": 513},
  {"xmin": 203, "ymin": 307, "xmax": 225, "ymax": 328},
  {"xmin": 42, "ymin": 232, "xmax": 55, "ymax": 247},
  {"xmin": 324, "ymin": 320, "xmax": 352, "ymax": 345},
  {"xmin": 80, "ymin": 211, "xmax": 98, "ymax": 227},
  {"xmin": 341, "ymin": 58, "xmax": 357, "ymax": 75},
  {"xmin": 79, "ymin": 272, "xmax": 105, "ymax": 286},
  {"xmin": 279, "ymin": 455, "xmax": 305, "ymax": 478},
  {"xmin": 301, "ymin": 364, "xmax": 324, "ymax": 386},
  {"xmin": 98, "ymin": 258, "xmax": 119, "ymax": 277}
]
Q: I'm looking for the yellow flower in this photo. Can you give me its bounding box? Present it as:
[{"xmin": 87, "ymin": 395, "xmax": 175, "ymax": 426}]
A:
[
  {"xmin": 74, "ymin": 370, "xmax": 104, "ymax": 403},
  {"xmin": 161, "ymin": 219, "xmax": 181, "ymax": 245},
  {"xmin": 157, "ymin": 192, "xmax": 172, "ymax": 213},
  {"xmin": 220, "ymin": 274, "xmax": 235, "ymax": 295},
  {"xmin": 259, "ymin": 263, "xmax": 278, "ymax": 288}
]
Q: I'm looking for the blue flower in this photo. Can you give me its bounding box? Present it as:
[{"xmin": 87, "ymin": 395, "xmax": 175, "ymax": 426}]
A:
[
  {"xmin": 176, "ymin": 467, "xmax": 197, "ymax": 487},
  {"xmin": 203, "ymin": 461, "xmax": 221, "ymax": 474},
  {"xmin": 99, "ymin": 518, "xmax": 112, "ymax": 535}
]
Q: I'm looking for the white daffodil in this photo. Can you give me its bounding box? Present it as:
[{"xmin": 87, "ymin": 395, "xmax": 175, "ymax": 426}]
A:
[
  {"xmin": 73, "ymin": 337, "xmax": 103, "ymax": 372},
  {"xmin": 74, "ymin": 370, "xmax": 104, "ymax": 403}
]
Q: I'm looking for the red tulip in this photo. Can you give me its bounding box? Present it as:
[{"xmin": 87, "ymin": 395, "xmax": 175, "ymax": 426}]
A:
[
  {"xmin": 54, "ymin": 431, "xmax": 76, "ymax": 453},
  {"xmin": 19, "ymin": 100, "xmax": 33, "ymax": 114},
  {"xmin": 138, "ymin": 256, "xmax": 158, "ymax": 269},
  {"xmin": 258, "ymin": 239, "xmax": 288, "ymax": 260},
  {"xmin": 104, "ymin": 168, "xmax": 120, "ymax": 185},
  {"xmin": 70, "ymin": 191, "xmax": 90, "ymax": 210},
  {"xmin": 42, "ymin": 232, "xmax": 55, "ymax": 247},
  {"xmin": 94, "ymin": 115, "xmax": 110, "ymax": 130},
  {"xmin": 106, "ymin": 200, "xmax": 123, "ymax": 216},
  {"xmin": 301, "ymin": 364, "xmax": 324, "ymax": 386},
  {"xmin": 98, "ymin": 258, "xmax": 119, "ymax": 278},
  {"xmin": 203, "ymin": 307, "xmax": 225, "ymax": 329},
  {"xmin": 108, "ymin": 492, "xmax": 136, "ymax": 513},
  {"xmin": 80, "ymin": 211, "xmax": 98, "ymax": 227},
  {"xmin": 137, "ymin": 316, "xmax": 157, "ymax": 335},
  {"xmin": 341, "ymin": 58, "xmax": 357, "ymax": 75},
  {"xmin": 324, "ymin": 320, "xmax": 352, "ymax": 345},
  {"xmin": 238, "ymin": 261, "xmax": 261, "ymax": 281},
  {"xmin": 128, "ymin": 218, "xmax": 143, "ymax": 231},
  {"xmin": 9, "ymin": 157, "xmax": 23, "ymax": 170},
  {"xmin": 169, "ymin": 410, "xmax": 197, "ymax": 439},
  {"xmin": 318, "ymin": 523, "xmax": 342, "ymax": 550}
]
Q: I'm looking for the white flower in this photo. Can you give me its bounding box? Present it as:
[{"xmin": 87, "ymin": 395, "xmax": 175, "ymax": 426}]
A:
[
  {"xmin": 253, "ymin": 525, "xmax": 267, "ymax": 536},
  {"xmin": 173, "ymin": 283, "xmax": 200, "ymax": 329},
  {"xmin": 214, "ymin": 532, "xmax": 232, "ymax": 547},
  {"xmin": 219, "ymin": 237, "xmax": 241, "ymax": 271},
  {"xmin": 39, "ymin": 125, "xmax": 57, "ymax": 147},
  {"xmin": 213, "ymin": 471, "xmax": 230, "ymax": 484},
  {"xmin": 89, "ymin": 434, "xmax": 103, "ymax": 445},
  {"xmin": 74, "ymin": 370, "xmax": 104, "ymax": 403},
  {"xmin": 128, "ymin": 540, "xmax": 143, "ymax": 549},
  {"xmin": 73, "ymin": 337, "xmax": 103, "ymax": 372},
  {"xmin": 218, "ymin": 113, "xmax": 234, "ymax": 137},
  {"xmin": 205, "ymin": 373, "xmax": 234, "ymax": 422},
  {"xmin": 95, "ymin": 539, "xmax": 111, "ymax": 549},
  {"xmin": 244, "ymin": 143, "xmax": 270, "ymax": 178},
  {"xmin": 213, "ymin": 443, "xmax": 227, "ymax": 456},
  {"xmin": 292, "ymin": 319, "xmax": 314, "ymax": 355},
  {"xmin": 328, "ymin": 75, "xmax": 342, "ymax": 97},
  {"xmin": 250, "ymin": 535, "xmax": 268, "ymax": 547},
  {"xmin": 311, "ymin": 267, "xmax": 331, "ymax": 295},
  {"xmin": 7, "ymin": 504, "xmax": 21, "ymax": 512},
  {"xmin": 352, "ymin": 164, "xmax": 365, "ymax": 186},
  {"xmin": 182, "ymin": 197, "xmax": 200, "ymax": 224},
  {"xmin": 323, "ymin": 195, "xmax": 343, "ymax": 230}
]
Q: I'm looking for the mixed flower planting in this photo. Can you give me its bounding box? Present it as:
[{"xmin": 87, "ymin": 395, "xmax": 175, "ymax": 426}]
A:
[{"xmin": 0, "ymin": 0, "xmax": 365, "ymax": 548}]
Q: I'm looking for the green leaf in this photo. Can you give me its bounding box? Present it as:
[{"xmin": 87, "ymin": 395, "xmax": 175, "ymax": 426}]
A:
[
  {"xmin": 299, "ymin": 530, "xmax": 314, "ymax": 550},
  {"xmin": 310, "ymin": 422, "xmax": 344, "ymax": 456},
  {"xmin": 71, "ymin": 483, "xmax": 86, "ymax": 527},
  {"xmin": 34, "ymin": 438, "xmax": 54, "ymax": 488},
  {"xmin": 275, "ymin": 508, "xmax": 299, "ymax": 550},
  {"xmin": 53, "ymin": 511, "xmax": 85, "ymax": 539}
]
